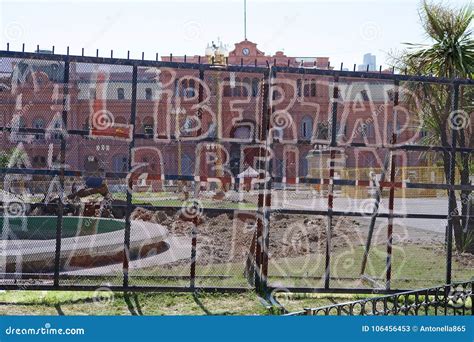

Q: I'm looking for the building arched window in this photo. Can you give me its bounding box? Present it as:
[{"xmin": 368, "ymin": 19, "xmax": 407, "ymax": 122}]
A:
[
  {"xmin": 310, "ymin": 79, "xmax": 317, "ymax": 97},
  {"xmin": 117, "ymin": 88, "xmax": 125, "ymax": 100},
  {"xmin": 145, "ymin": 88, "xmax": 153, "ymax": 100},
  {"xmin": 301, "ymin": 116, "xmax": 313, "ymax": 140},
  {"xmin": 233, "ymin": 77, "xmax": 241, "ymax": 97},
  {"xmin": 242, "ymin": 78, "xmax": 250, "ymax": 97},
  {"xmin": 251, "ymin": 78, "xmax": 259, "ymax": 97}
]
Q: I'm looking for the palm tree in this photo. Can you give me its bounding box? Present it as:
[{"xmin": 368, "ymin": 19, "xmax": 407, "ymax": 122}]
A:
[{"xmin": 397, "ymin": 1, "xmax": 473, "ymax": 252}]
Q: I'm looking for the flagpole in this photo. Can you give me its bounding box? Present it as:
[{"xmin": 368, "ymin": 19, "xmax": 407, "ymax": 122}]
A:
[{"xmin": 244, "ymin": 0, "xmax": 247, "ymax": 40}]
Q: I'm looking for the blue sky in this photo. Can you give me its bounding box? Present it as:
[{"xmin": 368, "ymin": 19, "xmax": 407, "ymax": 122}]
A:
[{"xmin": 0, "ymin": 0, "xmax": 468, "ymax": 68}]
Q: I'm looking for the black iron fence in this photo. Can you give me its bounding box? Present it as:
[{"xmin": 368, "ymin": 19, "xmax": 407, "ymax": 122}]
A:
[
  {"xmin": 286, "ymin": 280, "xmax": 473, "ymax": 315},
  {"xmin": 0, "ymin": 47, "xmax": 472, "ymax": 294}
]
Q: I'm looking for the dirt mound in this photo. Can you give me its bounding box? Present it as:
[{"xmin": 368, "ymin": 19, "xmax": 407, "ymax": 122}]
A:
[
  {"xmin": 267, "ymin": 214, "xmax": 364, "ymax": 259},
  {"xmin": 130, "ymin": 207, "xmax": 363, "ymax": 265}
]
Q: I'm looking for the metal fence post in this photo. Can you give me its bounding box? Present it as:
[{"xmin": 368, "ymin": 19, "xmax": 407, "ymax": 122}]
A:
[
  {"xmin": 325, "ymin": 75, "xmax": 339, "ymax": 289},
  {"xmin": 260, "ymin": 66, "xmax": 275, "ymax": 293},
  {"xmin": 190, "ymin": 67, "xmax": 205, "ymax": 290},
  {"xmin": 446, "ymin": 82, "xmax": 459, "ymax": 285},
  {"xmin": 385, "ymin": 80, "xmax": 399, "ymax": 290},
  {"xmin": 123, "ymin": 64, "xmax": 138, "ymax": 288},
  {"xmin": 53, "ymin": 56, "xmax": 70, "ymax": 288},
  {"xmin": 255, "ymin": 67, "xmax": 271, "ymax": 293}
]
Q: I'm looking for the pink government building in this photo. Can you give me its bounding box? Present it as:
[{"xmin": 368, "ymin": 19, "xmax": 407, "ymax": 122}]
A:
[{"xmin": 0, "ymin": 39, "xmax": 424, "ymax": 187}]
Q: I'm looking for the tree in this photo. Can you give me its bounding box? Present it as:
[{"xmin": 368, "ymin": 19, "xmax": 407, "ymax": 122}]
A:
[{"xmin": 396, "ymin": 1, "xmax": 473, "ymax": 252}]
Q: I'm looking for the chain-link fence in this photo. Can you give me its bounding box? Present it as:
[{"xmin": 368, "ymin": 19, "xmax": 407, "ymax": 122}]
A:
[{"xmin": 0, "ymin": 49, "xmax": 472, "ymax": 294}]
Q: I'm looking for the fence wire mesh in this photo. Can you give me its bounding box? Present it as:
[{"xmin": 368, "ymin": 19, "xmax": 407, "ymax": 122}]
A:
[{"xmin": 0, "ymin": 50, "xmax": 472, "ymax": 294}]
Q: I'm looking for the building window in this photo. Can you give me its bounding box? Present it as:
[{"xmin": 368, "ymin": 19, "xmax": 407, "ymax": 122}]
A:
[
  {"xmin": 207, "ymin": 123, "xmax": 217, "ymax": 138},
  {"xmin": 336, "ymin": 123, "xmax": 347, "ymax": 137},
  {"xmin": 33, "ymin": 155, "xmax": 46, "ymax": 167},
  {"xmin": 301, "ymin": 116, "xmax": 313, "ymax": 140},
  {"xmin": 310, "ymin": 80, "xmax": 317, "ymax": 97},
  {"xmin": 301, "ymin": 158, "xmax": 308, "ymax": 177},
  {"xmin": 142, "ymin": 116, "xmax": 154, "ymax": 136},
  {"xmin": 144, "ymin": 125, "xmax": 153, "ymax": 135},
  {"xmin": 359, "ymin": 153, "xmax": 376, "ymax": 168},
  {"xmin": 174, "ymin": 79, "xmax": 180, "ymax": 96},
  {"xmin": 242, "ymin": 78, "xmax": 250, "ymax": 97},
  {"xmin": 17, "ymin": 116, "xmax": 26, "ymax": 128},
  {"xmin": 113, "ymin": 155, "xmax": 128, "ymax": 173},
  {"xmin": 33, "ymin": 118, "xmax": 45, "ymax": 140},
  {"xmin": 117, "ymin": 88, "xmax": 125, "ymax": 100},
  {"xmin": 181, "ymin": 79, "xmax": 188, "ymax": 97},
  {"xmin": 361, "ymin": 122, "xmax": 374, "ymax": 138},
  {"xmin": 233, "ymin": 77, "xmax": 241, "ymax": 97},
  {"xmin": 145, "ymin": 88, "xmax": 152, "ymax": 100},
  {"xmin": 84, "ymin": 117, "xmax": 90, "ymax": 131},
  {"xmin": 51, "ymin": 121, "xmax": 62, "ymax": 140},
  {"xmin": 387, "ymin": 89, "xmax": 395, "ymax": 102},
  {"xmin": 252, "ymin": 78, "xmax": 259, "ymax": 97},
  {"xmin": 316, "ymin": 122, "xmax": 329, "ymax": 140},
  {"xmin": 303, "ymin": 80, "xmax": 310, "ymax": 97},
  {"xmin": 360, "ymin": 90, "xmax": 370, "ymax": 101},
  {"xmin": 387, "ymin": 121, "xmax": 401, "ymax": 136},
  {"xmin": 297, "ymin": 79, "xmax": 302, "ymax": 97},
  {"xmin": 181, "ymin": 154, "xmax": 193, "ymax": 176},
  {"xmin": 84, "ymin": 156, "xmax": 99, "ymax": 172},
  {"xmin": 89, "ymin": 88, "xmax": 96, "ymax": 100},
  {"xmin": 224, "ymin": 77, "xmax": 232, "ymax": 97},
  {"xmin": 272, "ymin": 90, "xmax": 279, "ymax": 100},
  {"xmin": 275, "ymin": 159, "xmax": 284, "ymax": 177},
  {"xmin": 181, "ymin": 117, "xmax": 194, "ymax": 135},
  {"xmin": 187, "ymin": 79, "xmax": 195, "ymax": 97}
]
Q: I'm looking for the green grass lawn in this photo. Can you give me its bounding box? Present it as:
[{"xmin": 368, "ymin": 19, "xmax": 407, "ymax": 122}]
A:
[
  {"xmin": 0, "ymin": 291, "xmax": 270, "ymax": 316},
  {"xmin": 126, "ymin": 244, "xmax": 474, "ymax": 290},
  {"xmin": 132, "ymin": 198, "xmax": 257, "ymax": 210},
  {"xmin": 266, "ymin": 244, "xmax": 473, "ymax": 290},
  {"xmin": 0, "ymin": 244, "xmax": 472, "ymax": 315}
]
